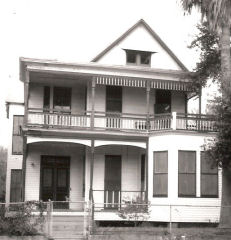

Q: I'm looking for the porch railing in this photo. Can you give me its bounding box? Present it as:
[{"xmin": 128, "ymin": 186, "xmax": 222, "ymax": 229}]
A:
[
  {"xmin": 92, "ymin": 190, "xmax": 146, "ymax": 209},
  {"xmin": 27, "ymin": 108, "xmax": 217, "ymax": 133}
]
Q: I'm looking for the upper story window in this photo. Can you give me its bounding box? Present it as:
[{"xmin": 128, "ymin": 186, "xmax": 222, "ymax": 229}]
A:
[
  {"xmin": 43, "ymin": 86, "xmax": 72, "ymax": 113},
  {"xmin": 125, "ymin": 49, "xmax": 152, "ymax": 66},
  {"xmin": 155, "ymin": 90, "xmax": 171, "ymax": 114},
  {"xmin": 53, "ymin": 87, "xmax": 71, "ymax": 113},
  {"xmin": 106, "ymin": 86, "xmax": 122, "ymax": 113}
]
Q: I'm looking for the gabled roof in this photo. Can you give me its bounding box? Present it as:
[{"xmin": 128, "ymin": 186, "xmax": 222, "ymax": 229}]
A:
[{"xmin": 92, "ymin": 19, "xmax": 188, "ymax": 71}]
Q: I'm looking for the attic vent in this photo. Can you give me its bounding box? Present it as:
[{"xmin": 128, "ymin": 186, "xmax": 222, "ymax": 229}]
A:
[{"xmin": 125, "ymin": 49, "xmax": 153, "ymax": 67}]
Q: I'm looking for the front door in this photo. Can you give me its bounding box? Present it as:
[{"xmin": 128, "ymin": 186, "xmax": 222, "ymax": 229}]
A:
[
  {"xmin": 41, "ymin": 156, "xmax": 70, "ymax": 209},
  {"xmin": 104, "ymin": 155, "xmax": 121, "ymax": 209}
]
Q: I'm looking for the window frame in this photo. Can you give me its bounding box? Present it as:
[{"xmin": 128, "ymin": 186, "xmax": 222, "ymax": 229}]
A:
[
  {"xmin": 106, "ymin": 86, "xmax": 122, "ymax": 114},
  {"xmin": 12, "ymin": 115, "xmax": 24, "ymax": 155},
  {"xmin": 155, "ymin": 89, "xmax": 171, "ymax": 114},
  {"xmin": 53, "ymin": 86, "xmax": 72, "ymax": 113},
  {"xmin": 125, "ymin": 49, "xmax": 152, "ymax": 67},
  {"xmin": 178, "ymin": 150, "xmax": 196, "ymax": 198},
  {"xmin": 200, "ymin": 151, "xmax": 219, "ymax": 198},
  {"xmin": 10, "ymin": 169, "xmax": 22, "ymax": 202},
  {"xmin": 153, "ymin": 151, "xmax": 168, "ymax": 197}
]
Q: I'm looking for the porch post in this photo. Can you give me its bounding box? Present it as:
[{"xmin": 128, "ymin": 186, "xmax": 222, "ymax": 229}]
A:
[
  {"xmin": 89, "ymin": 139, "xmax": 95, "ymax": 200},
  {"xmin": 22, "ymin": 70, "xmax": 29, "ymax": 201},
  {"xmin": 145, "ymin": 139, "xmax": 149, "ymax": 202},
  {"xmin": 91, "ymin": 77, "xmax": 96, "ymax": 130},
  {"xmin": 146, "ymin": 81, "xmax": 151, "ymax": 130}
]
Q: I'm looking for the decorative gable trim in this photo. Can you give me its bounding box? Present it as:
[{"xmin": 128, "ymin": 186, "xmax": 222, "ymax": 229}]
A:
[{"xmin": 92, "ymin": 19, "xmax": 188, "ymax": 71}]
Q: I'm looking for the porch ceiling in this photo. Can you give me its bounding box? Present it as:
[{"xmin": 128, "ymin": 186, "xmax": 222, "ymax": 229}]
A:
[{"xmin": 26, "ymin": 136, "xmax": 146, "ymax": 149}]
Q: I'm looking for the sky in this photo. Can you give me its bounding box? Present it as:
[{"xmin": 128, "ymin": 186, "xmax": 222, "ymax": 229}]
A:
[{"xmin": 0, "ymin": 0, "xmax": 205, "ymax": 147}]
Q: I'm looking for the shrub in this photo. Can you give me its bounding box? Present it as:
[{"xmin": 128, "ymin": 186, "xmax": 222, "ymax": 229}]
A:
[
  {"xmin": 0, "ymin": 147, "xmax": 7, "ymax": 202},
  {"xmin": 118, "ymin": 196, "xmax": 150, "ymax": 226},
  {"xmin": 0, "ymin": 201, "xmax": 46, "ymax": 236}
]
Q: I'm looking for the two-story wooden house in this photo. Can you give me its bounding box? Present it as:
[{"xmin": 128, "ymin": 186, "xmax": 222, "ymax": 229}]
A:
[{"xmin": 5, "ymin": 19, "xmax": 220, "ymax": 223}]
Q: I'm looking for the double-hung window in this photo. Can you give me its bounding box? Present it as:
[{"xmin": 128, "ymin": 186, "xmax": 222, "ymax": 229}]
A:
[
  {"xmin": 178, "ymin": 151, "xmax": 196, "ymax": 197},
  {"xmin": 153, "ymin": 151, "xmax": 168, "ymax": 197},
  {"xmin": 201, "ymin": 152, "xmax": 218, "ymax": 197}
]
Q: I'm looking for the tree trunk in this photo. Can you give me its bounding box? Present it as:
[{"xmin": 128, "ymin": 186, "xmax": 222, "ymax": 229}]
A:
[
  {"xmin": 220, "ymin": 23, "xmax": 231, "ymax": 96},
  {"xmin": 219, "ymin": 22, "xmax": 231, "ymax": 228},
  {"xmin": 219, "ymin": 167, "xmax": 231, "ymax": 228}
]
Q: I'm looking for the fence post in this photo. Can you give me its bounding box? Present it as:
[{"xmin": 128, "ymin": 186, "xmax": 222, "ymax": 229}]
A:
[
  {"xmin": 47, "ymin": 200, "xmax": 53, "ymax": 238},
  {"xmin": 83, "ymin": 201, "xmax": 88, "ymax": 238},
  {"xmin": 169, "ymin": 205, "xmax": 172, "ymax": 238},
  {"xmin": 47, "ymin": 200, "xmax": 51, "ymax": 238},
  {"xmin": 91, "ymin": 200, "xmax": 95, "ymax": 234}
]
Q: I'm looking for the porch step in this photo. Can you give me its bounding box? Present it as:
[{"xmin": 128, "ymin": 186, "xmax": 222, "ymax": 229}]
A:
[{"xmin": 50, "ymin": 216, "xmax": 86, "ymax": 240}]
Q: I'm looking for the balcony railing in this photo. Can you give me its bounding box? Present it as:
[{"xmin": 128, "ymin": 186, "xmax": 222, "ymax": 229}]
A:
[
  {"xmin": 27, "ymin": 108, "xmax": 217, "ymax": 133},
  {"xmin": 28, "ymin": 108, "xmax": 91, "ymax": 128},
  {"xmin": 176, "ymin": 113, "xmax": 217, "ymax": 132}
]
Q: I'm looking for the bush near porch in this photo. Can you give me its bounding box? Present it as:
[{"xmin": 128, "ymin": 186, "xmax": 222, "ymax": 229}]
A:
[
  {"xmin": 0, "ymin": 237, "xmax": 48, "ymax": 240},
  {"xmin": 0, "ymin": 201, "xmax": 46, "ymax": 236},
  {"xmin": 0, "ymin": 147, "xmax": 7, "ymax": 202}
]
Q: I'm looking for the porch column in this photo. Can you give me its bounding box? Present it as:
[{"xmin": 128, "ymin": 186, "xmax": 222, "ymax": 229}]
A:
[
  {"xmin": 145, "ymin": 139, "xmax": 149, "ymax": 202},
  {"xmin": 146, "ymin": 81, "xmax": 151, "ymax": 130},
  {"xmin": 89, "ymin": 139, "xmax": 95, "ymax": 200},
  {"xmin": 22, "ymin": 70, "xmax": 30, "ymax": 201},
  {"xmin": 91, "ymin": 77, "xmax": 96, "ymax": 130}
]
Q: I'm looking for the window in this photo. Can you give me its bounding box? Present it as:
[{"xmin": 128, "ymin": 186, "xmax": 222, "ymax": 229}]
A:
[
  {"xmin": 155, "ymin": 90, "xmax": 171, "ymax": 114},
  {"xmin": 10, "ymin": 169, "xmax": 22, "ymax": 202},
  {"xmin": 201, "ymin": 152, "xmax": 218, "ymax": 197},
  {"xmin": 178, "ymin": 151, "xmax": 196, "ymax": 197},
  {"xmin": 12, "ymin": 115, "xmax": 24, "ymax": 155},
  {"xmin": 53, "ymin": 87, "xmax": 71, "ymax": 112},
  {"xmin": 106, "ymin": 86, "xmax": 122, "ymax": 113},
  {"xmin": 125, "ymin": 49, "xmax": 152, "ymax": 66},
  {"xmin": 153, "ymin": 151, "xmax": 168, "ymax": 197}
]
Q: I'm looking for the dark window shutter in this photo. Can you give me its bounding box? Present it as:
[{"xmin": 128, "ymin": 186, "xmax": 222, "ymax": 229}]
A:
[
  {"xmin": 12, "ymin": 116, "xmax": 24, "ymax": 155},
  {"xmin": 10, "ymin": 169, "xmax": 22, "ymax": 202}
]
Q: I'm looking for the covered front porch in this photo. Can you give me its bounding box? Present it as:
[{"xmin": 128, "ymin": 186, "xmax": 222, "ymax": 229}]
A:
[
  {"xmin": 24, "ymin": 137, "xmax": 147, "ymax": 213},
  {"xmin": 91, "ymin": 143, "xmax": 146, "ymax": 211}
]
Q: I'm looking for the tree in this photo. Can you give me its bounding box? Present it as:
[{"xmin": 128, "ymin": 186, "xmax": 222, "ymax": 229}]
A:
[
  {"xmin": 0, "ymin": 147, "xmax": 7, "ymax": 202},
  {"xmin": 180, "ymin": 0, "xmax": 231, "ymax": 227}
]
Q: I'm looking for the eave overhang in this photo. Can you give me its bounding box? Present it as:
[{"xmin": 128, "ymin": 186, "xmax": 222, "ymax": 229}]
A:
[{"xmin": 20, "ymin": 57, "xmax": 188, "ymax": 80}]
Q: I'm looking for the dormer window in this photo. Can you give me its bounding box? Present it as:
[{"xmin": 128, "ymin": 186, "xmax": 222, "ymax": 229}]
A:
[{"xmin": 125, "ymin": 49, "xmax": 153, "ymax": 66}]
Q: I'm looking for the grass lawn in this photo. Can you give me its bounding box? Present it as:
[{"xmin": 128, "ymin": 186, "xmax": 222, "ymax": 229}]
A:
[{"xmin": 93, "ymin": 226, "xmax": 231, "ymax": 240}]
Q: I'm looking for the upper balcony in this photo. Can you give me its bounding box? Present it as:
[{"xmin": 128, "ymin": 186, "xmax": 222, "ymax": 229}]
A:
[
  {"xmin": 27, "ymin": 110, "xmax": 216, "ymax": 134},
  {"xmin": 20, "ymin": 58, "xmax": 217, "ymax": 137}
]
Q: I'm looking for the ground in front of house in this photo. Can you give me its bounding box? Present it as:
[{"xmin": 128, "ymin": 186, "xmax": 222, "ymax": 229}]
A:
[{"xmin": 89, "ymin": 225, "xmax": 231, "ymax": 240}]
